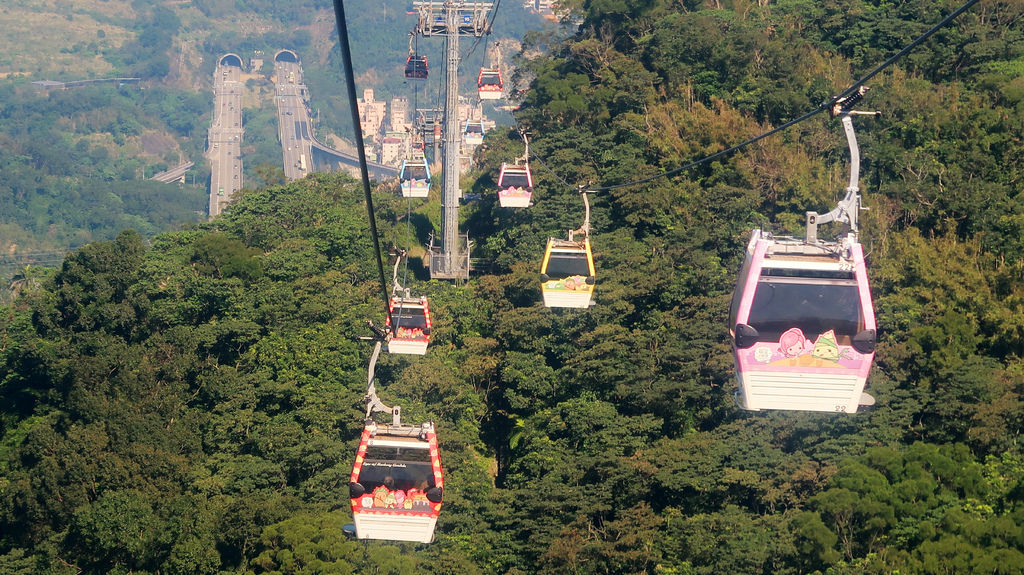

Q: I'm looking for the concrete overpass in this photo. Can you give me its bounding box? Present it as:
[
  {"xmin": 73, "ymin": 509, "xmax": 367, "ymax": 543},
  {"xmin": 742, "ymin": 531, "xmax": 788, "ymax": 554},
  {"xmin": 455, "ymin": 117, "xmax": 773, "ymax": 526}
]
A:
[
  {"xmin": 309, "ymin": 136, "xmax": 398, "ymax": 181},
  {"xmin": 150, "ymin": 161, "xmax": 194, "ymax": 184}
]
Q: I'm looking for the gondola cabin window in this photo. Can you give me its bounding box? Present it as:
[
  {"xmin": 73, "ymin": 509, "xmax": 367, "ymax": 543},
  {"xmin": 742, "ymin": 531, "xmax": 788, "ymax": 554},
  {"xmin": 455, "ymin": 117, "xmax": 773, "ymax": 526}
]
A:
[
  {"xmin": 403, "ymin": 164, "xmax": 428, "ymax": 181},
  {"xmin": 546, "ymin": 252, "xmax": 592, "ymax": 279},
  {"xmin": 391, "ymin": 308, "xmax": 428, "ymax": 336},
  {"xmin": 356, "ymin": 446, "xmax": 438, "ymax": 512},
  {"xmin": 748, "ymin": 268, "xmax": 864, "ymax": 347},
  {"xmin": 499, "ymin": 171, "xmax": 531, "ymax": 190}
]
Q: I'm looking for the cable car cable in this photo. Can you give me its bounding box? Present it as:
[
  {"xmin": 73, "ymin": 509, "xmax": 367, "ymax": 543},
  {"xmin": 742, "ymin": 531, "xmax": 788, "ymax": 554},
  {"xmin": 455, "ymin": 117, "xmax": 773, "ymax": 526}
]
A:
[
  {"xmin": 518, "ymin": 0, "xmax": 982, "ymax": 196},
  {"xmin": 521, "ymin": 138, "xmax": 573, "ymax": 189},
  {"xmin": 330, "ymin": 0, "xmax": 390, "ymax": 308},
  {"xmin": 336, "ymin": 4, "xmax": 444, "ymax": 543},
  {"xmin": 507, "ymin": 111, "xmax": 573, "ymax": 189},
  {"xmin": 485, "ymin": 0, "xmax": 503, "ymax": 37},
  {"xmin": 463, "ymin": 0, "xmax": 502, "ymax": 62},
  {"xmin": 403, "ymin": 199, "xmax": 412, "ymax": 293}
]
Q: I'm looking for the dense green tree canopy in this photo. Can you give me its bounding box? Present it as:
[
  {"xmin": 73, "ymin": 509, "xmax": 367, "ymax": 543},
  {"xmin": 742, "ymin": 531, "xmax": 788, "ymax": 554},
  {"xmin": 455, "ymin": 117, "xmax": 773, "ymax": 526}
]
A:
[{"xmin": 3, "ymin": 1, "xmax": 1024, "ymax": 574}]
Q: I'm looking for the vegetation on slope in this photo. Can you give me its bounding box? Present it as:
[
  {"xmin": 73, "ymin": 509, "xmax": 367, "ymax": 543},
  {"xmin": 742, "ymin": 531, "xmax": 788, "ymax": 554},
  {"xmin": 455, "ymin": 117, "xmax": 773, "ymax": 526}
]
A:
[
  {"xmin": 2, "ymin": 1, "xmax": 1024, "ymax": 574},
  {"xmin": 0, "ymin": 0, "xmax": 552, "ymax": 285}
]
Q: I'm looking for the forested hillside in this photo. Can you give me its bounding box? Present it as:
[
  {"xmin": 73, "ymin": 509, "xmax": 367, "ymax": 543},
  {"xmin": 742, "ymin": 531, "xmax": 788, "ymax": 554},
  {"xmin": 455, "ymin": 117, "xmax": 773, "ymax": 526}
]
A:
[
  {"xmin": 0, "ymin": 81, "xmax": 209, "ymax": 283},
  {"xmin": 0, "ymin": 0, "xmax": 550, "ymax": 286},
  {"xmin": 3, "ymin": 0, "xmax": 1024, "ymax": 574}
]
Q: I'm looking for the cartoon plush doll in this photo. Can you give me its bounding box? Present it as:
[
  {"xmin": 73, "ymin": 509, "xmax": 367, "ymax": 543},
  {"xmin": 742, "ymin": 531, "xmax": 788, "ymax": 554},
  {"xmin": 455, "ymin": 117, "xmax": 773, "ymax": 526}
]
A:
[
  {"xmin": 393, "ymin": 489, "xmax": 406, "ymax": 509},
  {"xmin": 408, "ymin": 489, "xmax": 430, "ymax": 510},
  {"xmin": 385, "ymin": 490, "xmax": 397, "ymax": 509},
  {"xmin": 372, "ymin": 485, "xmax": 390, "ymax": 508},
  {"xmin": 778, "ymin": 327, "xmax": 810, "ymax": 357},
  {"xmin": 562, "ymin": 275, "xmax": 586, "ymax": 290},
  {"xmin": 396, "ymin": 327, "xmax": 424, "ymax": 339}
]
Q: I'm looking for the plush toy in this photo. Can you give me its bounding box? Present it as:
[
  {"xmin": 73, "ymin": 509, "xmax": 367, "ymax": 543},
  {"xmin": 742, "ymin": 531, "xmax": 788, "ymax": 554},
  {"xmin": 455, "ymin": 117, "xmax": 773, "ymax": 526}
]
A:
[
  {"xmin": 407, "ymin": 488, "xmax": 430, "ymax": 510},
  {"xmin": 372, "ymin": 485, "xmax": 390, "ymax": 508}
]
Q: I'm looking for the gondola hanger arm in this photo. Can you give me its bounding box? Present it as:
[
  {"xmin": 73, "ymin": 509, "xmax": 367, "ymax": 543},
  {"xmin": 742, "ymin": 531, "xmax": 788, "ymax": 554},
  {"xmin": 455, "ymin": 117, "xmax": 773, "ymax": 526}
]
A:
[
  {"xmin": 389, "ymin": 247, "xmax": 408, "ymax": 295},
  {"xmin": 806, "ymin": 88, "xmax": 879, "ymax": 244},
  {"xmin": 364, "ymin": 340, "xmax": 402, "ymax": 426},
  {"xmin": 364, "ymin": 320, "xmax": 389, "ymax": 342},
  {"xmin": 569, "ymin": 186, "xmax": 591, "ymax": 241}
]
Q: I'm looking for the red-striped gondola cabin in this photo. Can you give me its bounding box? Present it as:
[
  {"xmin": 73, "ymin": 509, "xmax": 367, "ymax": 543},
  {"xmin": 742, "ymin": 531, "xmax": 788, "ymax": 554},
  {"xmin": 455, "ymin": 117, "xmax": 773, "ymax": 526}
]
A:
[{"xmin": 349, "ymin": 421, "xmax": 444, "ymax": 543}]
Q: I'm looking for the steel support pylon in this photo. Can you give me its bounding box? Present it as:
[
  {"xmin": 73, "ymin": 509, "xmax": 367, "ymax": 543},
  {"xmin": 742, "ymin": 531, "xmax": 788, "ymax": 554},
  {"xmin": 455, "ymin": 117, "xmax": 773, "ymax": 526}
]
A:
[
  {"xmin": 440, "ymin": 4, "xmax": 463, "ymax": 278},
  {"xmin": 413, "ymin": 0, "xmax": 491, "ymax": 280}
]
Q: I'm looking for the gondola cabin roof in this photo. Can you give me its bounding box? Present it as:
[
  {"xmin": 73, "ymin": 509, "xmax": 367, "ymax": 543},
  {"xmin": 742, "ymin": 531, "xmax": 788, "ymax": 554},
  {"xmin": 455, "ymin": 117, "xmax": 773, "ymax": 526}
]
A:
[
  {"xmin": 729, "ymin": 229, "xmax": 876, "ymax": 413},
  {"xmin": 349, "ymin": 422, "xmax": 443, "ymax": 543},
  {"xmin": 540, "ymin": 238, "xmax": 595, "ymax": 309},
  {"xmin": 386, "ymin": 296, "xmax": 431, "ymax": 355}
]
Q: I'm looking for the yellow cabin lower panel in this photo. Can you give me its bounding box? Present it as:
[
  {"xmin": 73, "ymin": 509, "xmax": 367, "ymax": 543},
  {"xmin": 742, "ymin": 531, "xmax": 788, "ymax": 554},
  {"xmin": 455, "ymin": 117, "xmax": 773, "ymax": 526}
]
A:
[{"xmin": 541, "ymin": 289, "xmax": 593, "ymax": 309}]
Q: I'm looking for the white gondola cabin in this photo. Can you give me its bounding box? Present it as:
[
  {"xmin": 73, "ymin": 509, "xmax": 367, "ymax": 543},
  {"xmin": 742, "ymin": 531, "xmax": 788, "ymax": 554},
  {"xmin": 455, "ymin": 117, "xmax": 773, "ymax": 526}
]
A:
[
  {"xmin": 540, "ymin": 238, "xmax": 595, "ymax": 308},
  {"xmin": 349, "ymin": 421, "xmax": 444, "ymax": 543},
  {"xmin": 405, "ymin": 55, "xmax": 428, "ymax": 80},
  {"xmin": 386, "ymin": 296, "xmax": 431, "ymax": 355},
  {"xmin": 463, "ymin": 120, "xmax": 485, "ymax": 147},
  {"xmin": 477, "ymin": 68, "xmax": 503, "ymax": 100},
  {"xmin": 496, "ymin": 163, "xmax": 533, "ymax": 208},
  {"xmin": 399, "ymin": 159, "xmax": 430, "ymax": 198},
  {"xmin": 729, "ymin": 230, "xmax": 876, "ymax": 413}
]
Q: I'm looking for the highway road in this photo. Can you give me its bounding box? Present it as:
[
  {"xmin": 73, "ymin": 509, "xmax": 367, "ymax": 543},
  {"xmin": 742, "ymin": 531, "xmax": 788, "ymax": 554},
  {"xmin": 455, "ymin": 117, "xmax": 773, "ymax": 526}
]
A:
[
  {"xmin": 274, "ymin": 51, "xmax": 397, "ymax": 182},
  {"xmin": 273, "ymin": 56, "xmax": 311, "ymax": 182},
  {"xmin": 205, "ymin": 51, "xmax": 398, "ymax": 218},
  {"xmin": 207, "ymin": 55, "xmax": 245, "ymax": 218}
]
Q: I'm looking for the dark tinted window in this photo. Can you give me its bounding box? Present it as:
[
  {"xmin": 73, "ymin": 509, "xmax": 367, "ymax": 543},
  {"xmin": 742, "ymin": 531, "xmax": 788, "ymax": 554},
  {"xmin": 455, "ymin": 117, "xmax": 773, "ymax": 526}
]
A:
[
  {"xmin": 402, "ymin": 164, "xmax": 428, "ymax": 180},
  {"xmin": 366, "ymin": 445, "xmax": 430, "ymax": 462},
  {"xmin": 748, "ymin": 279, "xmax": 862, "ymax": 340},
  {"xmin": 360, "ymin": 446, "xmax": 436, "ymax": 492},
  {"xmin": 391, "ymin": 307, "xmax": 427, "ymax": 329},
  {"xmin": 545, "ymin": 252, "xmax": 591, "ymax": 278},
  {"xmin": 499, "ymin": 171, "xmax": 530, "ymax": 188}
]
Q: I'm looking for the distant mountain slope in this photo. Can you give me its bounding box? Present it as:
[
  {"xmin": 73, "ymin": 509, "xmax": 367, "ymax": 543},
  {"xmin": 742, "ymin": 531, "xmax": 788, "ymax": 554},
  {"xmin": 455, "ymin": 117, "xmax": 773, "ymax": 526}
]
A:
[
  {"xmin": 0, "ymin": 0, "xmax": 554, "ymax": 286},
  {"xmin": 3, "ymin": 3, "xmax": 1023, "ymax": 573}
]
